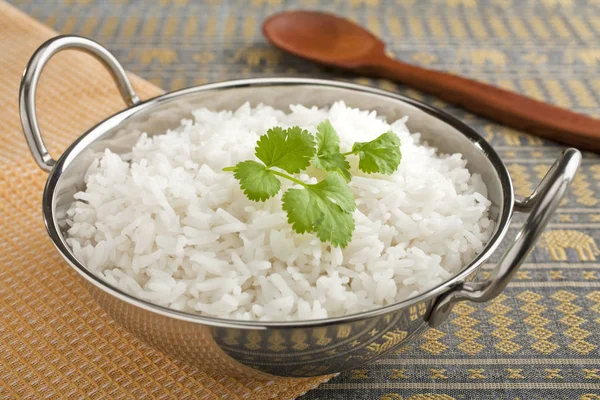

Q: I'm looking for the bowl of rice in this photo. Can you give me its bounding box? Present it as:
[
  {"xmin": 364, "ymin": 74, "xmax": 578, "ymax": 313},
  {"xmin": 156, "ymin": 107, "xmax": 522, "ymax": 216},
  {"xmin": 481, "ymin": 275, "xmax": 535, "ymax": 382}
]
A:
[{"xmin": 20, "ymin": 36, "xmax": 581, "ymax": 378}]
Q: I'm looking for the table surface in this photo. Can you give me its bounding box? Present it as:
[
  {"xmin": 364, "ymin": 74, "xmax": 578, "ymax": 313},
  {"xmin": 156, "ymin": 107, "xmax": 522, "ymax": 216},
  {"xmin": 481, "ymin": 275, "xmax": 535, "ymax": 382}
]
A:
[{"xmin": 8, "ymin": 1, "xmax": 600, "ymax": 399}]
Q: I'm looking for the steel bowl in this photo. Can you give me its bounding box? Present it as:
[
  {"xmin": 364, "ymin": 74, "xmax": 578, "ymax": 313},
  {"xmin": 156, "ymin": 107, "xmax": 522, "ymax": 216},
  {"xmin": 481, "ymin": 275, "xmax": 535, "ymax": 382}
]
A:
[{"xmin": 20, "ymin": 35, "xmax": 581, "ymax": 379}]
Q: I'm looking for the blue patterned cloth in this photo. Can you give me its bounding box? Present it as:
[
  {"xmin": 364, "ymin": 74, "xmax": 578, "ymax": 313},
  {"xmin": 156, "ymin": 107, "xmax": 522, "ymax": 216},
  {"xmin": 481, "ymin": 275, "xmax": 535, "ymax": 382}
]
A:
[{"xmin": 10, "ymin": 1, "xmax": 600, "ymax": 398}]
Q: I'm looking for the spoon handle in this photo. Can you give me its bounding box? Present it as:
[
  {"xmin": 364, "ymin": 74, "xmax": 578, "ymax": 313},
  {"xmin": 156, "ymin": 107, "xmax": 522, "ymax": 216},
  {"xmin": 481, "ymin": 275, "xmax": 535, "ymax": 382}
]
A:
[{"xmin": 371, "ymin": 56, "xmax": 600, "ymax": 151}]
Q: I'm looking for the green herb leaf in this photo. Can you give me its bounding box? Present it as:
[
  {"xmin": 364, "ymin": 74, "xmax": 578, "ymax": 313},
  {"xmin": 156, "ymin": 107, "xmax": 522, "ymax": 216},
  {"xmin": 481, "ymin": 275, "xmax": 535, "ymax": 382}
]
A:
[
  {"xmin": 312, "ymin": 119, "xmax": 351, "ymax": 181},
  {"xmin": 282, "ymin": 172, "xmax": 355, "ymax": 248},
  {"xmin": 280, "ymin": 188, "xmax": 319, "ymax": 234},
  {"xmin": 309, "ymin": 172, "xmax": 356, "ymax": 213},
  {"xmin": 351, "ymin": 131, "xmax": 402, "ymax": 174},
  {"xmin": 232, "ymin": 160, "xmax": 281, "ymax": 201},
  {"xmin": 255, "ymin": 126, "xmax": 316, "ymax": 174},
  {"xmin": 314, "ymin": 204, "xmax": 354, "ymax": 248}
]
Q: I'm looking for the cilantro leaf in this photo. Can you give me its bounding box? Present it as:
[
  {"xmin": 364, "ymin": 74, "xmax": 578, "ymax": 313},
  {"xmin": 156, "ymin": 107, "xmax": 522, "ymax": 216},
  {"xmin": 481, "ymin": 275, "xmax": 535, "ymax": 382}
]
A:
[
  {"xmin": 232, "ymin": 161, "xmax": 280, "ymax": 201},
  {"xmin": 312, "ymin": 119, "xmax": 351, "ymax": 181},
  {"xmin": 351, "ymin": 131, "xmax": 402, "ymax": 174},
  {"xmin": 280, "ymin": 188, "xmax": 319, "ymax": 234},
  {"xmin": 309, "ymin": 172, "xmax": 356, "ymax": 213},
  {"xmin": 315, "ymin": 152, "xmax": 351, "ymax": 181},
  {"xmin": 314, "ymin": 203, "xmax": 354, "ymax": 248},
  {"xmin": 282, "ymin": 172, "xmax": 355, "ymax": 248},
  {"xmin": 315, "ymin": 120, "xmax": 340, "ymax": 154},
  {"xmin": 255, "ymin": 126, "xmax": 316, "ymax": 174}
]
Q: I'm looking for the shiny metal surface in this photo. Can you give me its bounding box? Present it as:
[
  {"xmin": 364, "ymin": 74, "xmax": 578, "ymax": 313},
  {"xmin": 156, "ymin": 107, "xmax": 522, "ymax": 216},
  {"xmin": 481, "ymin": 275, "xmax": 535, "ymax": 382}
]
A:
[
  {"xmin": 21, "ymin": 36, "xmax": 580, "ymax": 377},
  {"xmin": 19, "ymin": 35, "xmax": 140, "ymax": 172}
]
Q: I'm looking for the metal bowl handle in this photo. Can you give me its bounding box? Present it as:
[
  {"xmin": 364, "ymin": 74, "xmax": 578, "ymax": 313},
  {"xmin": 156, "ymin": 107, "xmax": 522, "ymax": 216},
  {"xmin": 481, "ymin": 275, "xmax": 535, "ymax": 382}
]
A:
[
  {"xmin": 19, "ymin": 35, "xmax": 140, "ymax": 172},
  {"xmin": 429, "ymin": 148, "xmax": 581, "ymax": 327}
]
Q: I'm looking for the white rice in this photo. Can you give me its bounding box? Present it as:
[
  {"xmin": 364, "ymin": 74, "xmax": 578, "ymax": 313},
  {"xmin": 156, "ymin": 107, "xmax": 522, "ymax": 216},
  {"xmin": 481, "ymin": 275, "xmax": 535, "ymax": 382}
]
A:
[{"xmin": 65, "ymin": 101, "xmax": 494, "ymax": 321}]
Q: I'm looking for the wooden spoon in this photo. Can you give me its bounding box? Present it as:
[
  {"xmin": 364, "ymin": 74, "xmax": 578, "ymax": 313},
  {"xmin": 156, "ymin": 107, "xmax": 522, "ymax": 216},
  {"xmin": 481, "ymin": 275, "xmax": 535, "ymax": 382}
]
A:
[{"xmin": 263, "ymin": 10, "xmax": 600, "ymax": 151}]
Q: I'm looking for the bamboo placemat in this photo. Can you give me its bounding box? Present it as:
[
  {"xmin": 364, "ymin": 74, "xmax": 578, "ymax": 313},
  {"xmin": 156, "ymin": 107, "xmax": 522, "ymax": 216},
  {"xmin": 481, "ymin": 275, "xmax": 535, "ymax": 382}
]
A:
[{"xmin": 0, "ymin": 2, "xmax": 331, "ymax": 398}]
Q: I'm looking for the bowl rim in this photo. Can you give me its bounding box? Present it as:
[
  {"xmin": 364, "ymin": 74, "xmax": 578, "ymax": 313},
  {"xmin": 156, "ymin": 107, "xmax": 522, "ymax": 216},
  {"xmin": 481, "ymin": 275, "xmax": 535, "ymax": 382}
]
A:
[{"xmin": 43, "ymin": 77, "xmax": 514, "ymax": 329}]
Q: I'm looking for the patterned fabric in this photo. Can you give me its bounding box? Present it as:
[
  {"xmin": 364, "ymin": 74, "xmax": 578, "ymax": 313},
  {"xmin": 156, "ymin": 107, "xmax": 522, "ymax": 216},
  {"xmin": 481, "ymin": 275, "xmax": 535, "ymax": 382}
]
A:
[{"xmin": 5, "ymin": 0, "xmax": 600, "ymax": 399}]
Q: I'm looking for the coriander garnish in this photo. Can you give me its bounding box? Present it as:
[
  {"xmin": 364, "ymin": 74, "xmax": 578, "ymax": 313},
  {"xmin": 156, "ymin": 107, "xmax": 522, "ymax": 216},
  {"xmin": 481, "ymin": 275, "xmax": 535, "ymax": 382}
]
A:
[{"xmin": 223, "ymin": 119, "xmax": 401, "ymax": 247}]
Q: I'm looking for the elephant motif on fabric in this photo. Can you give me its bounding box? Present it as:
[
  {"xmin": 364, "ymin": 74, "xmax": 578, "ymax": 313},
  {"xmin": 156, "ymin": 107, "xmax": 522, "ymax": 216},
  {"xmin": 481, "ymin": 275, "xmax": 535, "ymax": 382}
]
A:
[{"xmin": 539, "ymin": 230, "xmax": 600, "ymax": 261}]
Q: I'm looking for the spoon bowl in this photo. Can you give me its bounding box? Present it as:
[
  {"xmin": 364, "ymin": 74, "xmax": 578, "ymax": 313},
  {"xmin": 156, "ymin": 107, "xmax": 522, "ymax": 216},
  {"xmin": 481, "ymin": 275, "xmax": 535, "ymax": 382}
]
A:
[{"xmin": 263, "ymin": 10, "xmax": 385, "ymax": 68}]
